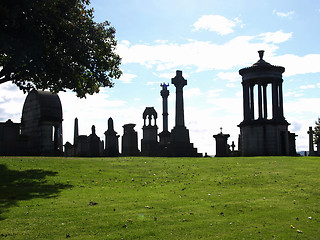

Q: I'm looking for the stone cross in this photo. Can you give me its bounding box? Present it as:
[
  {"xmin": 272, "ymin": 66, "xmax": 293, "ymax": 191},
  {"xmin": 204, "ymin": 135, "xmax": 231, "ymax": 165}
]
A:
[
  {"xmin": 231, "ymin": 141, "xmax": 236, "ymax": 152},
  {"xmin": 172, "ymin": 70, "xmax": 187, "ymax": 127}
]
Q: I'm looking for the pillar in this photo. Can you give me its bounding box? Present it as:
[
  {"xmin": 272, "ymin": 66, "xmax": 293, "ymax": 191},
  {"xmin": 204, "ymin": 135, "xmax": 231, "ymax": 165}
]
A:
[
  {"xmin": 263, "ymin": 84, "xmax": 267, "ymax": 119},
  {"xmin": 160, "ymin": 83, "xmax": 169, "ymax": 132},
  {"xmin": 272, "ymin": 82, "xmax": 279, "ymax": 120},
  {"xmin": 279, "ymin": 82, "xmax": 284, "ymax": 119},
  {"xmin": 258, "ymin": 83, "xmax": 263, "ymax": 119},
  {"xmin": 250, "ymin": 85, "xmax": 254, "ymax": 120},
  {"xmin": 243, "ymin": 82, "xmax": 250, "ymax": 121}
]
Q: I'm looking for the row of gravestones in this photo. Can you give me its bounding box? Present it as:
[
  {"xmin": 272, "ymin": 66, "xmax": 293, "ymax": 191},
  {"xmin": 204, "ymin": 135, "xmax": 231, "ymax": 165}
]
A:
[{"xmin": 64, "ymin": 118, "xmax": 138, "ymax": 157}]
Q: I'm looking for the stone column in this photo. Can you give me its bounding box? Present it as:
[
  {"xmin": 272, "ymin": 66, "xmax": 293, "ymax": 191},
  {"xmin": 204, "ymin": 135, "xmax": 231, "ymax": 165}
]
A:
[
  {"xmin": 258, "ymin": 83, "xmax": 263, "ymax": 119},
  {"xmin": 160, "ymin": 83, "xmax": 169, "ymax": 132},
  {"xmin": 250, "ymin": 85, "xmax": 254, "ymax": 120},
  {"xmin": 263, "ymin": 84, "xmax": 267, "ymax": 119},
  {"xmin": 272, "ymin": 82, "xmax": 279, "ymax": 120},
  {"xmin": 279, "ymin": 82, "xmax": 284, "ymax": 119},
  {"xmin": 242, "ymin": 82, "xmax": 250, "ymax": 121}
]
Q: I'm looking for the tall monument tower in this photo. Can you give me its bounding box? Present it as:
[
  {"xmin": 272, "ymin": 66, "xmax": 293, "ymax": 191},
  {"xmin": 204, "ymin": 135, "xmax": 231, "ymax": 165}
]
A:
[
  {"xmin": 167, "ymin": 70, "xmax": 201, "ymax": 157},
  {"xmin": 159, "ymin": 83, "xmax": 171, "ymax": 145},
  {"xmin": 238, "ymin": 50, "xmax": 294, "ymax": 156}
]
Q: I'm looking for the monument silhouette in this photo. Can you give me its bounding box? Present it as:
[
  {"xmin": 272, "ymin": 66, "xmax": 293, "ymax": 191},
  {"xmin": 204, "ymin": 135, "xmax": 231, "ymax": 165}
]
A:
[
  {"xmin": 164, "ymin": 70, "xmax": 201, "ymax": 157},
  {"xmin": 158, "ymin": 83, "xmax": 171, "ymax": 146},
  {"xmin": 238, "ymin": 50, "xmax": 296, "ymax": 156}
]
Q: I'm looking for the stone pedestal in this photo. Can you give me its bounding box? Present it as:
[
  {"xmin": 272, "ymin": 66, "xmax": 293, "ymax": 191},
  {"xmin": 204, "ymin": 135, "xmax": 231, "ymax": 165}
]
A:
[{"xmin": 239, "ymin": 122, "xmax": 289, "ymax": 156}]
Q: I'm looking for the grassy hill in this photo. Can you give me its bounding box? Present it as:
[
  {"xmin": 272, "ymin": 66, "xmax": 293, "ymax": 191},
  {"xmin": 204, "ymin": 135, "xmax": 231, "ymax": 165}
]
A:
[{"xmin": 0, "ymin": 156, "xmax": 319, "ymax": 239}]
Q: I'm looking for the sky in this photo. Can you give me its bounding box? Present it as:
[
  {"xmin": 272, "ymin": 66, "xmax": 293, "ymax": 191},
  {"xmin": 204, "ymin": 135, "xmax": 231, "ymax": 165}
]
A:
[{"xmin": 1, "ymin": 0, "xmax": 320, "ymax": 155}]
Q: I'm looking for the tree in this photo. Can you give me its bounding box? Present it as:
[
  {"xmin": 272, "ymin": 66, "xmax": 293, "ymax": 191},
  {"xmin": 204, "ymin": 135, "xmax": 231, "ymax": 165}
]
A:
[
  {"xmin": 0, "ymin": 0, "xmax": 121, "ymax": 98},
  {"xmin": 314, "ymin": 117, "xmax": 320, "ymax": 144}
]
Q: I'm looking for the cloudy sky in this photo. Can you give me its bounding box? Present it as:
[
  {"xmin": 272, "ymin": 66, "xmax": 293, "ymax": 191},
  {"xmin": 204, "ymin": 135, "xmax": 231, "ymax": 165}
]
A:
[{"xmin": 1, "ymin": 0, "xmax": 320, "ymax": 155}]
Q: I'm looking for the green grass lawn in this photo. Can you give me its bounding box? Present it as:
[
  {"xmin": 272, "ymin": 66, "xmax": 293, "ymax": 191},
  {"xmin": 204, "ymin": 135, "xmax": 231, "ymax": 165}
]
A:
[{"xmin": 0, "ymin": 156, "xmax": 319, "ymax": 239}]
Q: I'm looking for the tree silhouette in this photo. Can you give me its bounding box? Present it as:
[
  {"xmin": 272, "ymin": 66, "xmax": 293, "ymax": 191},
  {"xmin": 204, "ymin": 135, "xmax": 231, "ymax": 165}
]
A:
[{"xmin": 0, "ymin": 0, "xmax": 122, "ymax": 98}]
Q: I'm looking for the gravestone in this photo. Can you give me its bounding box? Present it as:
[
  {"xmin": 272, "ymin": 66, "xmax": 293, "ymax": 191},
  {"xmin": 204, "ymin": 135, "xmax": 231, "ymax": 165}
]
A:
[
  {"xmin": 21, "ymin": 90, "xmax": 63, "ymax": 156},
  {"xmin": 213, "ymin": 128, "xmax": 230, "ymax": 157},
  {"xmin": 104, "ymin": 117, "xmax": 120, "ymax": 157},
  {"xmin": 68, "ymin": 118, "xmax": 103, "ymax": 157},
  {"xmin": 88, "ymin": 125, "xmax": 101, "ymax": 157},
  {"xmin": 288, "ymin": 131, "xmax": 298, "ymax": 156},
  {"xmin": 0, "ymin": 119, "xmax": 27, "ymax": 155},
  {"xmin": 122, "ymin": 124, "xmax": 140, "ymax": 156}
]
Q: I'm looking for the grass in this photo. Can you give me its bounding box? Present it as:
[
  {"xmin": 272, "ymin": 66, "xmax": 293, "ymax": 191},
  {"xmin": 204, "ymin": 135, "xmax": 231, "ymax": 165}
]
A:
[{"xmin": 0, "ymin": 156, "xmax": 319, "ymax": 239}]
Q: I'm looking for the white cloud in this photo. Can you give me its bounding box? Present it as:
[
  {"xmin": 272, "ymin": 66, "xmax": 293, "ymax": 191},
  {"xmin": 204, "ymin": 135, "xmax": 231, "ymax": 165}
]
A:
[
  {"xmin": 121, "ymin": 40, "xmax": 131, "ymax": 47},
  {"xmin": 273, "ymin": 10, "xmax": 295, "ymax": 18},
  {"xmin": 207, "ymin": 89, "xmax": 224, "ymax": 98},
  {"xmin": 192, "ymin": 15, "xmax": 241, "ymax": 35},
  {"xmin": 258, "ymin": 30, "xmax": 292, "ymax": 44},
  {"xmin": 0, "ymin": 82, "xmax": 29, "ymax": 121},
  {"xmin": 147, "ymin": 81, "xmax": 162, "ymax": 86},
  {"xmin": 284, "ymin": 91, "xmax": 304, "ymax": 97},
  {"xmin": 300, "ymin": 84, "xmax": 315, "ymax": 90},
  {"xmin": 271, "ymin": 54, "xmax": 320, "ymax": 76},
  {"xmin": 217, "ymin": 72, "xmax": 241, "ymax": 82},
  {"xmin": 184, "ymin": 88, "xmax": 202, "ymax": 98},
  {"xmin": 155, "ymin": 40, "xmax": 169, "ymax": 44},
  {"xmin": 285, "ymin": 98, "xmax": 320, "ymax": 115},
  {"xmin": 117, "ymin": 34, "xmax": 280, "ymax": 72},
  {"xmin": 226, "ymin": 83, "xmax": 236, "ymax": 88},
  {"xmin": 118, "ymin": 73, "xmax": 137, "ymax": 83}
]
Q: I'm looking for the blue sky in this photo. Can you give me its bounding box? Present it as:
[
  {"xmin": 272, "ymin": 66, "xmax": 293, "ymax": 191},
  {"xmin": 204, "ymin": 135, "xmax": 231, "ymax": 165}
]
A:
[{"xmin": 1, "ymin": 0, "xmax": 320, "ymax": 155}]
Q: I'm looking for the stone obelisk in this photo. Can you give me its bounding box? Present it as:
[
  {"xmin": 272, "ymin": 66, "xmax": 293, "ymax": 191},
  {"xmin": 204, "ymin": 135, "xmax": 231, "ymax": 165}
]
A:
[{"xmin": 73, "ymin": 117, "xmax": 79, "ymax": 156}]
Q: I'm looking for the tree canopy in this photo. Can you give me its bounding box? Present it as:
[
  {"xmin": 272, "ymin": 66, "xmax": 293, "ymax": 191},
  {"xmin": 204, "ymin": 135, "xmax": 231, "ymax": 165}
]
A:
[{"xmin": 0, "ymin": 0, "xmax": 122, "ymax": 98}]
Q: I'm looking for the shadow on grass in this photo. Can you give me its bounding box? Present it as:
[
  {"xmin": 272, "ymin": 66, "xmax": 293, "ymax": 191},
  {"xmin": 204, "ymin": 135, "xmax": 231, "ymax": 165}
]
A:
[{"xmin": 0, "ymin": 164, "xmax": 72, "ymax": 220}]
